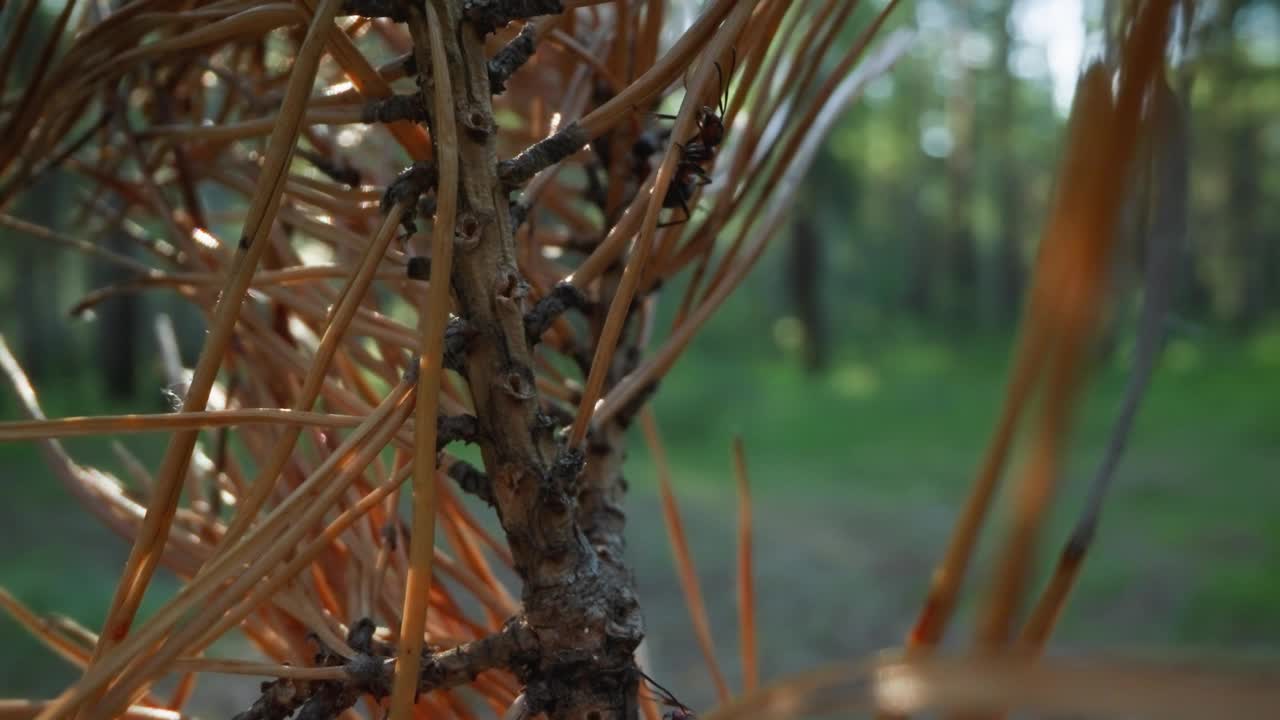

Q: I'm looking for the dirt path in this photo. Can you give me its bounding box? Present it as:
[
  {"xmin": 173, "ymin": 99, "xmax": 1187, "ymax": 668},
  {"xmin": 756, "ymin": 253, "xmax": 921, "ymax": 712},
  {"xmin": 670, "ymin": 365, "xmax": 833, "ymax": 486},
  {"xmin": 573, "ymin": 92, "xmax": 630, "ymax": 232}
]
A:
[
  {"xmin": 0, "ymin": 481, "xmax": 1247, "ymax": 716},
  {"xmin": 626, "ymin": 489, "xmax": 945, "ymax": 710}
]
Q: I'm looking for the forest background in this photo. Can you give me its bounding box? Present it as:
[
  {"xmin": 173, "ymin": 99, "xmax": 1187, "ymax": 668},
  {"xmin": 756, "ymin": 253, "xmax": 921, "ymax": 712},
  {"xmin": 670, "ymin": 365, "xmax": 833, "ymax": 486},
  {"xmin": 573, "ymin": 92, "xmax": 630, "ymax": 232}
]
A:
[{"xmin": 1, "ymin": 0, "xmax": 1277, "ymax": 713}]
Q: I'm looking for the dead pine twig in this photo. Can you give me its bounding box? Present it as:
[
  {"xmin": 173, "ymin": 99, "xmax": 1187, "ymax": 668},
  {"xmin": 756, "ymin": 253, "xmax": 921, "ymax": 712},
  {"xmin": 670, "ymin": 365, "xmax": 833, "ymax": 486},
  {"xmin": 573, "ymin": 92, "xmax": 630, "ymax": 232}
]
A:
[
  {"xmin": 388, "ymin": 0, "xmax": 460, "ymax": 716},
  {"xmin": 974, "ymin": 0, "xmax": 1176, "ymax": 652},
  {"xmin": 0, "ymin": 1, "xmax": 925, "ymax": 718},
  {"xmin": 1, "ymin": 0, "xmax": 1262, "ymax": 718},
  {"xmin": 732, "ymin": 436, "xmax": 759, "ymax": 695},
  {"xmin": 1019, "ymin": 65, "xmax": 1188, "ymax": 656},
  {"xmin": 567, "ymin": 0, "xmax": 758, "ymax": 450},
  {"xmin": 641, "ymin": 409, "xmax": 731, "ymax": 702},
  {"xmin": 75, "ymin": 5, "xmax": 347, "ymax": 712}
]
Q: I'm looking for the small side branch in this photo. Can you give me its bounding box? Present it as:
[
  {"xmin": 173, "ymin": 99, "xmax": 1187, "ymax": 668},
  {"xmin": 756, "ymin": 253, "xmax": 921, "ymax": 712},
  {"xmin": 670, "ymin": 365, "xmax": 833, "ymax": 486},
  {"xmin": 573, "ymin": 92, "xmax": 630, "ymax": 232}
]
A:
[
  {"xmin": 524, "ymin": 282, "xmax": 589, "ymax": 347},
  {"xmin": 420, "ymin": 618, "xmax": 540, "ymax": 691},
  {"xmin": 234, "ymin": 621, "xmax": 535, "ymax": 718},
  {"xmin": 362, "ymin": 94, "xmax": 429, "ymax": 124},
  {"xmin": 488, "ymin": 23, "xmax": 539, "ymax": 94},
  {"xmin": 437, "ymin": 414, "xmax": 480, "ymax": 448},
  {"xmin": 293, "ymin": 682, "xmax": 361, "ymax": 720},
  {"xmin": 231, "ymin": 678, "xmax": 311, "ymax": 720},
  {"xmin": 498, "ymin": 121, "xmax": 588, "ymax": 188},
  {"xmin": 383, "ymin": 161, "xmax": 439, "ymax": 235},
  {"xmin": 381, "ymin": 161, "xmax": 439, "ymax": 214},
  {"xmin": 509, "ymin": 198, "xmax": 531, "ymax": 230},
  {"xmin": 397, "ymin": 316, "xmax": 473, "ymax": 377},
  {"xmin": 233, "ymin": 621, "xmax": 388, "ymax": 720},
  {"xmin": 447, "ymin": 460, "xmax": 494, "ymax": 506},
  {"xmin": 464, "ymin": 0, "xmax": 563, "ymax": 34},
  {"xmin": 444, "ymin": 317, "xmax": 475, "ymax": 373},
  {"xmin": 549, "ymin": 447, "xmax": 585, "ymax": 496}
]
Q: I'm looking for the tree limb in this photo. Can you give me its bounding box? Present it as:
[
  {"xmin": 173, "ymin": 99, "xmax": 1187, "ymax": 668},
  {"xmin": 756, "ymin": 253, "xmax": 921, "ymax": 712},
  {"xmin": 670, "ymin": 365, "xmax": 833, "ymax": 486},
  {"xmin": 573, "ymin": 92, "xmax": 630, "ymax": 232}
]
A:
[
  {"xmin": 488, "ymin": 23, "xmax": 539, "ymax": 94},
  {"xmin": 525, "ymin": 282, "xmax": 589, "ymax": 347},
  {"xmin": 464, "ymin": 0, "xmax": 563, "ymax": 35},
  {"xmin": 447, "ymin": 459, "xmax": 495, "ymax": 505}
]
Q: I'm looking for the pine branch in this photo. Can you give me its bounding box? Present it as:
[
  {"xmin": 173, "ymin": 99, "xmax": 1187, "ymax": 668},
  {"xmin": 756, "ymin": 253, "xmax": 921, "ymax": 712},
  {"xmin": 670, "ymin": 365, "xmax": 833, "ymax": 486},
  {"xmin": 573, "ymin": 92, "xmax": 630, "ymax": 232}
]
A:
[
  {"xmin": 464, "ymin": 0, "xmax": 563, "ymax": 34},
  {"xmin": 488, "ymin": 23, "xmax": 539, "ymax": 94}
]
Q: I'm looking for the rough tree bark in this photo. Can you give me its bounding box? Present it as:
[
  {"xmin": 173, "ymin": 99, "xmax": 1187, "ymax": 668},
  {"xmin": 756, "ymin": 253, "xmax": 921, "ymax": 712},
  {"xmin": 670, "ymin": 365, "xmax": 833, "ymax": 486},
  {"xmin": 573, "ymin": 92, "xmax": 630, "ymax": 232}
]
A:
[{"xmin": 405, "ymin": 1, "xmax": 643, "ymax": 717}]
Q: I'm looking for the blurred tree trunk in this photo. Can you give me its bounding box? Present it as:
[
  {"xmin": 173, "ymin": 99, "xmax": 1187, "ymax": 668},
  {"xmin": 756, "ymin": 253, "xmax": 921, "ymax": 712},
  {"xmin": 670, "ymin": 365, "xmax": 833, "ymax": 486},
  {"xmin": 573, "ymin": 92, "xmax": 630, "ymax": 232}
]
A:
[
  {"xmin": 94, "ymin": 214, "xmax": 139, "ymax": 398},
  {"xmin": 8, "ymin": 10, "xmax": 61, "ymax": 383},
  {"xmin": 893, "ymin": 64, "xmax": 933, "ymax": 321},
  {"xmin": 945, "ymin": 66, "xmax": 977, "ymax": 330},
  {"xmin": 14, "ymin": 244, "xmax": 53, "ymax": 383},
  {"xmin": 992, "ymin": 2, "xmax": 1023, "ymax": 324},
  {"xmin": 787, "ymin": 210, "xmax": 827, "ymax": 372},
  {"xmin": 903, "ymin": 184, "xmax": 932, "ymax": 318},
  {"xmin": 1227, "ymin": 121, "xmax": 1263, "ymax": 326},
  {"xmin": 1215, "ymin": 0, "xmax": 1262, "ymax": 327},
  {"xmin": 14, "ymin": 178, "xmax": 62, "ymax": 384},
  {"xmin": 1171, "ymin": 1, "xmax": 1208, "ymax": 318}
]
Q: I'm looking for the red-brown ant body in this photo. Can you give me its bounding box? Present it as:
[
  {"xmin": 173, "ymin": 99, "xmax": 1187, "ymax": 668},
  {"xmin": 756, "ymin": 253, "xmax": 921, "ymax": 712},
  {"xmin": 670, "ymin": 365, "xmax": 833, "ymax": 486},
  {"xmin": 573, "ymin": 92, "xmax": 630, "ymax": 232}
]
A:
[
  {"xmin": 658, "ymin": 52, "xmax": 733, "ymax": 157},
  {"xmin": 660, "ymin": 159, "xmax": 712, "ymax": 227},
  {"xmin": 650, "ymin": 52, "xmax": 734, "ymax": 228}
]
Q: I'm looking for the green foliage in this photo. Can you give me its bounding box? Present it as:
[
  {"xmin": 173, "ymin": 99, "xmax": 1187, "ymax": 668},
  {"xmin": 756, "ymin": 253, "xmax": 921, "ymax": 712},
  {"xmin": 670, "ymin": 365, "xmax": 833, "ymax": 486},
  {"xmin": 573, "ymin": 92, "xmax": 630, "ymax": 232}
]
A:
[
  {"xmin": 0, "ymin": 388, "xmax": 175, "ymax": 697},
  {"xmin": 633, "ymin": 330, "xmax": 1280, "ymax": 657},
  {"xmin": 2, "ymin": 0, "xmax": 1280, "ymax": 705},
  {"xmin": 5, "ymin": 334, "xmax": 1278, "ymax": 700}
]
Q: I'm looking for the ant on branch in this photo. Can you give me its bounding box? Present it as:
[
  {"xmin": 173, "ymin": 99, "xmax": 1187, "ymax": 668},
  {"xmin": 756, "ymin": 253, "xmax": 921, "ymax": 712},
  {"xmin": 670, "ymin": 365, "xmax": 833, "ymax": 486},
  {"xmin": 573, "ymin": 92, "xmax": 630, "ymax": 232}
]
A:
[
  {"xmin": 645, "ymin": 50, "xmax": 736, "ymax": 228},
  {"xmin": 659, "ymin": 160, "xmax": 712, "ymax": 228},
  {"xmin": 655, "ymin": 50, "xmax": 734, "ymax": 160},
  {"xmin": 634, "ymin": 667, "xmax": 696, "ymax": 720}
]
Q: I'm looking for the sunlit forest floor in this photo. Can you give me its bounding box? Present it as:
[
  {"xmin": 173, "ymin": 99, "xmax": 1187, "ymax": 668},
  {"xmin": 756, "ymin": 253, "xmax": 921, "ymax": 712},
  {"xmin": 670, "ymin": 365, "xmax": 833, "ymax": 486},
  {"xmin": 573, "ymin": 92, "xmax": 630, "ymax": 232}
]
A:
[{"xmin": 3, "ymin": 331, "xmax": 1279, "ymax": 712}]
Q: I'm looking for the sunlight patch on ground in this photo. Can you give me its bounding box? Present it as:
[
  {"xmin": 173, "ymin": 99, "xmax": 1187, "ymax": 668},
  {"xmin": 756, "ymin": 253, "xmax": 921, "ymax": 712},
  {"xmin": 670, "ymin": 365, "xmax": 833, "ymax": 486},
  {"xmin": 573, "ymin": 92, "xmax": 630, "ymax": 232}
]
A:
[
  {"xmin": 1164, "ymin": 338, "xmax": 1202, "ymax": 374},
  {"xmin": 831, "ymin": 363, "xmax": 881, "ymax": 399},
  {"xmin": 1247, "ymin": 327, "xmax": 1280, "ymax": 368}
]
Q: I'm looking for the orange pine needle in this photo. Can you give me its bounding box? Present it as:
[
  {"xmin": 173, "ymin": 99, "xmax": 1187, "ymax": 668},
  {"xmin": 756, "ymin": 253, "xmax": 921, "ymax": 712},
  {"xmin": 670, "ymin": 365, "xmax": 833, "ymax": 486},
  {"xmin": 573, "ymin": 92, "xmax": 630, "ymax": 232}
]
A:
[
  {"xmin": 976, "ymin": 0, "xmax": 1175, "ymax": 649},
  {"xmin": 74, "ymin": 3, "xmax": 347, "ymax": 705},
  {"xmin": 0, "ymin": 409, "xmax": 363, "ymax": 441},
  {"xmin": 640, "ymin": 408, "xmax": 731, "ymax": 702},
  {"xmin": 568, "ymin": 1, "xmax": 757, "ymax": 448},
  {"xmin": 388, "ymin": 1, "xmax": 458, "ymax": 716},
  {"xmin": 732, "ymin": 436, "xmax": 759, "ymax": 693},
  {"xmin": 1017, "ymin": 540, "xmax": 1086, "ymax": 651}
]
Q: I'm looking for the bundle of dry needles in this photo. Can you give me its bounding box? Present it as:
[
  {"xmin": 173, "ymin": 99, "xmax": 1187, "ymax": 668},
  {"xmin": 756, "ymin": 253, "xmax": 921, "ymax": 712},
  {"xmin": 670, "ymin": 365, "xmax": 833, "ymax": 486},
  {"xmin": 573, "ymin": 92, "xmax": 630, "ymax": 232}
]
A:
[{"xmin": 1, "ymin": 0, "xmax": 1277, "ymax": 718}]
